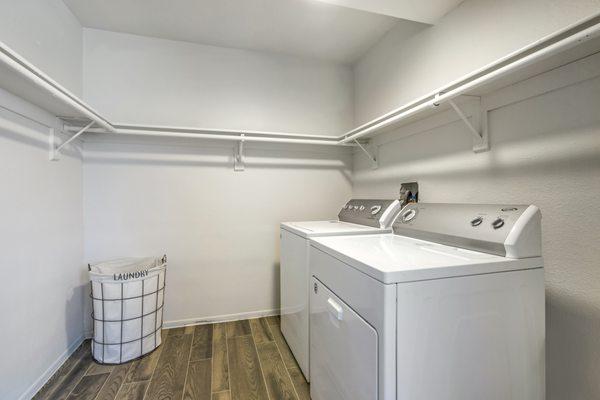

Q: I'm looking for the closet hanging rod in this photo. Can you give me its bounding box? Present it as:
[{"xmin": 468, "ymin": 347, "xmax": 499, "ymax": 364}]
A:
[
  {"xmin": 340, "ymin": 13, "xmax": 600, "ymax": 144},
  {"xmin": 111, "ymin": 123, "xmax": 338, "ymax": 141},
  {"xmin": 75, "ymin": 126, "xmax": 352, "ymax": 146}
]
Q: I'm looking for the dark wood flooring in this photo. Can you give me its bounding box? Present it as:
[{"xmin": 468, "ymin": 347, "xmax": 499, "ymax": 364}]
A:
[{"xmin": 33, "ymin": 316, "xmax": 310, "ymax": 400}]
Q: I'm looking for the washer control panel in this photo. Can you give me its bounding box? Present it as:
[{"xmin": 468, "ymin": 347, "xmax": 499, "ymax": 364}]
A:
[
  {"xmin": 393, "ymin": 203, "xmax": 542, "ymax": 258},
  {"xmin": 338, "ymin": 199, "xmax": 402, "ymax": 228}
]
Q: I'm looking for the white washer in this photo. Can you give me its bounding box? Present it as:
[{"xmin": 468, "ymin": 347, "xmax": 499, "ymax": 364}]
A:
[
  {"xmin": 309, "ymin": 203, "xmax": 545, "ymax": 400},
  {"xmin": 280, "ymin": 199, "xmax": 403, "ymax": 381}
]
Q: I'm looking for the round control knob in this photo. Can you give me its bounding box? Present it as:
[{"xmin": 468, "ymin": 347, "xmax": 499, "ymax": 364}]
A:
[
  {"xmin": 402, "ymin": 209, "xmax": 417, "ymax": 222},
  {"xmin": 359, "ymin": 205, "xmax": 365, "ymax": 211},
  {"xmin": 370, "ymin": 205, "xmax": 382, "ymax": 215},
  {"xmin": 492, "ymin": 218, "xmax": 505, "ymax": 229},
  {"xmin": 471, "ymin": 217, "xmax": 483, "ymax": 227}
]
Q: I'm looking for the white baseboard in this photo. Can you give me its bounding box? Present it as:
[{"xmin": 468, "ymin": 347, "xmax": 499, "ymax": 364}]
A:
[
  {"xmin": 163, "ymin": 308, "xmax": 280, "ymax": 329},
  {"xmin": 19, "ymin": 335, "xmax": 85, "ymax": 400},
  {"xmin": 83, "ymin": 308, "xmax": 281, "ymax": 338}
]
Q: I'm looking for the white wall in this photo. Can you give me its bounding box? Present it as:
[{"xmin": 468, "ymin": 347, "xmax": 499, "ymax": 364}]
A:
[
  {"xmin": 0, "ymin": 89, "xmax": 85, "ymax": 399},
  {"xmin": 353, "ymin": 0, "xmax": 600, "ymax": 124},
  {"xmin": 351, "ymin": 53, "xmax": 600, "ymax": 399},
  {"xmin": 82, "ymin": 137, "xmax": 352, "ymax": 330},
  {"xmin": 83, "ymin": 29, "xmax": 354, "ymax": 135},
  {"xmin": 81, "ymin": 27, "xmax": 354, "ymax": 331},
  {"xmin": 0, "ymin": 0, "xmax": 83, "ymax": 96}
]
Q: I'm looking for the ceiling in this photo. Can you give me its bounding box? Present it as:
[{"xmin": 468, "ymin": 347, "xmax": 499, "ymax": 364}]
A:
[
  {"xmin": 313, "ymin": 0, "xmax": 463, "ymax": 24},
  {"xmin": 63, "ymin": 0, "xmax": 437, "ymax": 64}
]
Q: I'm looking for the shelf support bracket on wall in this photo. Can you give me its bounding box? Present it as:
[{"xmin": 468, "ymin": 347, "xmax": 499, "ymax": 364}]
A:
[
  {"xmin": 354, "ymin": 139, "xmax": 378, "ymax": 169},
  {"xmin": 50, "ymin": 120, "xmax": 94, "ymax": 161},
  {"xmin": 446, "ymin": 97, "xmax": 489, "ymax": 153},
  {"xmin": 234, "ymin": 134, "xmax": 245, "ymax": 171}
]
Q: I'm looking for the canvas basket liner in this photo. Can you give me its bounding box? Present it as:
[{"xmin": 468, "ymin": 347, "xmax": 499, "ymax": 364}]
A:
[{"xmin": 89, "ymin": 256, "xmax": 167, "ymax": 364}]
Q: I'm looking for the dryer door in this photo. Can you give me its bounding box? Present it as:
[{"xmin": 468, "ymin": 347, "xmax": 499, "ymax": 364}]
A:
[{"xmin": 310, "ymin": 277, "xmax": 378, "ymax": 400}]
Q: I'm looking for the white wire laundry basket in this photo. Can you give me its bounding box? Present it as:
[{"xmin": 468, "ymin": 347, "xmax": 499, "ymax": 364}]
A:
[{"xmin": 89, "ymin": 255, "xmax": 167, "ymax": 364}]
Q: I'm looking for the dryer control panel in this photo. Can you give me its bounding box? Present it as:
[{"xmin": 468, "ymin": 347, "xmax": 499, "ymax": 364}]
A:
[
  {"xmin": 338, "ymin": 199, "xmax": 402, "ymax": 228},
  {"xmin": 393, "ymin": 203, "xmax": 542, "ymax": 258}
]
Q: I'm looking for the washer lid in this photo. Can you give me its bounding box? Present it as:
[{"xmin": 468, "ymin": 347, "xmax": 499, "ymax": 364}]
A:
[
  {"xmin": 310, "ymin": 234, "xmax": 542, "ymax": 284},
  {"xmin": 281, "ymin": 220, "xmax": 390, "ymax": 238}
]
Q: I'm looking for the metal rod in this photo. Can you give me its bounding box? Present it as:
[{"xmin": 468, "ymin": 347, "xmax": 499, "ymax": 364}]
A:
[
  {"xmin": 447, "ymin": 99, "xmax": 481, "ymax": 140},
  {"xmin": 340, "ymin": 99, "xmax": 435, "ymax": 144},
  {"xmin": 56, "ymin": 121, "xmax": 94, "ymax": 153},
  {"xmin": 340, "ymin": 18, "xmax": 600, "ymax": 144},
  {"xmin": 87, "ymin": 127, "xmax": 352, "ymax": 146},
  {"xmin": 113, "ymin": 123, "xmax": 336, "ymax": 140},
  {"xmin": 72, "ymin": 125, "xmax": 340, "ymax": 143}
]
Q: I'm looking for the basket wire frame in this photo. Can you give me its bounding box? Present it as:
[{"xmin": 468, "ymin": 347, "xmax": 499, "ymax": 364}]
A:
[{"xmin": 90, "ymin": 268, "xmax": 166, "ymax": 365}]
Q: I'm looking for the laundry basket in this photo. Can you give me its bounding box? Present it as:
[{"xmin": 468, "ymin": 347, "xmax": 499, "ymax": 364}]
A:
[{"xmin": 89, "ymin": 255, "xmax": 167, "ymax": 364}]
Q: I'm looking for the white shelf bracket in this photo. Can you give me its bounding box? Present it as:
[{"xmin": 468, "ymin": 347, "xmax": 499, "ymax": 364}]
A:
[
  {"xmin": 447, "ymin": 97, "xmax": 489, "ymax": 153},
  {"xmin": 234, "ymin": 134, "xmax": 245, "ymax": 171},
  {"xmin": 50, "ymin": 120, "xmax": 94, "ymax": 161},
  {"xmin": 354, "ymin": 139, "xmax": 378, "ymax": 169}
]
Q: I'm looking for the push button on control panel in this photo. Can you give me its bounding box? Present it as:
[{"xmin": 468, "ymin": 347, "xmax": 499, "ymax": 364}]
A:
[
  {"xmin": 359, "ymin": 205, "xmax": 365, "ymax": 211},
  {"xmin": 470, "ymin": 217, "xmax": 483, "ymax": 227},
  {"xmin": 492, "ymin": 218, "xmax": 505, "ymax": 229}
]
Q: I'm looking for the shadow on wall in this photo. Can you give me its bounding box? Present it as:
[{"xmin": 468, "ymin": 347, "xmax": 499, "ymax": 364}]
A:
[
  {"xmin": 547, "ymin": 292, "xmax": 600, "ymax": 400},
  {"xmin": 66, "ymin": 282, "xmax": 89, "ymax": 347},
  {"xmin": 80, "ymin": 267, "xmax": 94, "ymax": 339},
  {"xmin": 272, "ymin": 262, "xmax": 281, "ymax": 309},
  {"xmin": 83, "ymin": 138, "xmax": 354, "ymax": 185},
  {"xmin": 0, "ymin": 112, "xmax": 81, "ymax": 159},
  {"xmin": 354, "ymin": 121, "xmax": 600, "ymax": 190}
]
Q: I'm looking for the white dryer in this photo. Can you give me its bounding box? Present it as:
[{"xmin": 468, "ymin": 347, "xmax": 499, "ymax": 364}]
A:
[
  {"xmin": 309, "ymin": 203, "xmax": 545, "ymax": 400},
  {"xmin": 280, "ymin": 199, "xmax": 404, "ymax": 381}
]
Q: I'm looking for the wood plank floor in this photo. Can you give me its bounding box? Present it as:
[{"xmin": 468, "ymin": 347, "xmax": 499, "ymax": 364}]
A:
[{"xmin": 33, "ymin": 316, "xmax": 310, "ymax": 400}]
